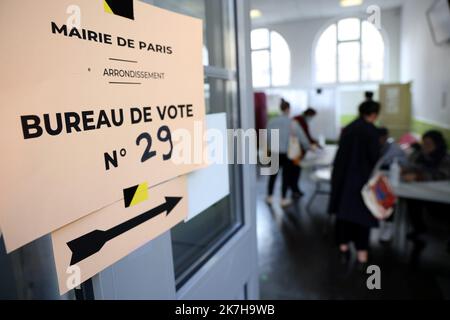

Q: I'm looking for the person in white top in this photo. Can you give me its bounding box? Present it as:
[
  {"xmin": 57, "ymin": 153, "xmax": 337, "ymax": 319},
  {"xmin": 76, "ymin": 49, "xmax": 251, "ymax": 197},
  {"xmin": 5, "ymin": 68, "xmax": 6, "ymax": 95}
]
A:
[{"xmin": 266, "ymin": 99, "xmax": 311, "ymax": 208}]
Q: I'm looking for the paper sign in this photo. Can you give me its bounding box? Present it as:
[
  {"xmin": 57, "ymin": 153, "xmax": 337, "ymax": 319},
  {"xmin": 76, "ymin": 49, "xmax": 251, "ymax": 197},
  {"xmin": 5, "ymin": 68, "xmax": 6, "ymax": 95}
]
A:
[
  {"xmin": 52, "ymin": 175, "xmax": 188, "ymax": 295},
  {"xmin": 186, "ymin": 113, "xmax": 230, "ymax": 221},
  {"xmin": 0, "ymin": 0, "xmax": 205, "ymax": 252},
  {"xmin": 386, "ymin": 87, "xmax": 400, "ymax": 114}
]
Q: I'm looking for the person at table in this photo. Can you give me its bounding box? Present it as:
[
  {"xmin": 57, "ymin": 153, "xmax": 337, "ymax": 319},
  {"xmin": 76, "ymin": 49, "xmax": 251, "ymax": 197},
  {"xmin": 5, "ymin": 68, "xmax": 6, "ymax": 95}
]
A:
[
  {"xmin": 378, "ymin": 127, "xmax": 408, "ymax": 170},
  {"xmin": 291, "ymin": 108, "xmax": 319, "ymax": 197},
  {"xmin": 402, "ymin": 130, "xmax": 450, "ymax": 244},
  {"xmin": 294, "ymin": 108, "xmax": 318, "ymax": 146},
  {"xmin": 266, "ymin": 99, "xmax": 311, "ymax": 208},
  {"xmin": 376, "ymin": 127, "xmax": 408, "ymax": 242},
  {"xmin": 328, "ymin": 100, "xmax": 381, "ymax": 267},
  {"xmin": 403, "ymin": 130, "xmax": 450, "ymax": 182}
]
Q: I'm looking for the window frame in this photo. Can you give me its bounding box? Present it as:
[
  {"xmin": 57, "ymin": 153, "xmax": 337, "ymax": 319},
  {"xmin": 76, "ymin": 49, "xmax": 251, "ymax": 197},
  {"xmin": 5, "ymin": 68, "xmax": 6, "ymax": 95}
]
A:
[
  {"xmin": 313, "ymin": 16, "xmax": 389, "ymax": 86},
  {"xmin": 251, "ymin": 28, "xmax": 291, "ymax": 89},
  {"xmin": 168, "ymin": 0, "xmax": 246, "ymax": 290}
]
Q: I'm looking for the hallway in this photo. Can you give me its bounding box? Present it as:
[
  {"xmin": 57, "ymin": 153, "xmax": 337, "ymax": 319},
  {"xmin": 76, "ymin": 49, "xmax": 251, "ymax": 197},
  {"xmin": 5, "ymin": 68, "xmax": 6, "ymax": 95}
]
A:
[{"xmin": 256, "ymin": 171, "xmax": 450, "ymax": 300}]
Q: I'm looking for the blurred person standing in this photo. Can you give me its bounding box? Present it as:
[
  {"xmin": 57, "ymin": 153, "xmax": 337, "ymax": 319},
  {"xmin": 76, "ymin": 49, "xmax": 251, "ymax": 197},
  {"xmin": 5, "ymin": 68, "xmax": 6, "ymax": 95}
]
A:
[
  {"xmin": 328, "ymin": 100, "xmax": 382, "ymax": 267},
  {"xmin": 365, "ymin": 91, "xmax": 375, "ymax": 102},
  {"xmin": 267, "ymin": 99, "xmax": 311, "ymax": 208},
  {"xmin": 294, "ymin": 108, "xmax": 318, "ymax": 146},
  {"xmin": 292, "ymin": 108, "xmax": 319, "ymax": 197}
]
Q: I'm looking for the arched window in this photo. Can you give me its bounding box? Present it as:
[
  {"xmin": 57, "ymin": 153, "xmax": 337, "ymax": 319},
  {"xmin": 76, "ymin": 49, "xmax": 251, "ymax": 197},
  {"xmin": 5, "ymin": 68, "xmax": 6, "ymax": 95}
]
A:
[
  {"xmin": 251, "ymin": 28, "xmax": 291, "ymax": 88},
  {"xmin": 314, "ymin": 17, "xmax": 386, "ymax": 84}
]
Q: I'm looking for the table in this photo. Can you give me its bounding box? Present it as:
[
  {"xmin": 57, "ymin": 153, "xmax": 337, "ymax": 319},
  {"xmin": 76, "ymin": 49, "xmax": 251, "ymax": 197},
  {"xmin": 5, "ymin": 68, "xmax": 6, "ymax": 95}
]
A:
[
  {"xmin": 301, "ymin": 145, "xmax": 337, "ymax": 169},
  {"xmin": 392, "ymin": 180, "xmax": 450, "ymax": 260},
  {"xmin": 301, "ymin": 145, "xmax": 336, "ymax": 215},
  {"xmin": 393, "ymin": 181, "xmax": 450, "ymax": 205}
]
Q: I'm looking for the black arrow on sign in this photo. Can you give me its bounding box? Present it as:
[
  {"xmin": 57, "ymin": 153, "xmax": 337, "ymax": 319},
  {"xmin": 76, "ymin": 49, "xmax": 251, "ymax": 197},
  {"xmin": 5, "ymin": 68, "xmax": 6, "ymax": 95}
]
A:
[{"xmin": 67, "ymin": 197, "xmax": 182, "ymax": 266}]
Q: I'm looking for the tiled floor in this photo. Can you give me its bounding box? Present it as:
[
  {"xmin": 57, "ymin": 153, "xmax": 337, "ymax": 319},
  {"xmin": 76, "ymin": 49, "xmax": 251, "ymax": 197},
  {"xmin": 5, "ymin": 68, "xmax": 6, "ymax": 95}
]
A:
[{"xmin": 256, "ymin": 169, "xmax": 450, "ymax": 300}]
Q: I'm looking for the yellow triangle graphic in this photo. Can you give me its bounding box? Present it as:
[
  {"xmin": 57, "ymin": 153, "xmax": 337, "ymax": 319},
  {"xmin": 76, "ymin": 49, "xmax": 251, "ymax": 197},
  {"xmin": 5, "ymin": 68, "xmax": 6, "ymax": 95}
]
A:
[
  {"xmin": 130, "ymin": 182, "xmax": 149, "ymax": 207},
  {"xmin": 104, "ymin": 1, "xmax": 114, "ymax": 14}
]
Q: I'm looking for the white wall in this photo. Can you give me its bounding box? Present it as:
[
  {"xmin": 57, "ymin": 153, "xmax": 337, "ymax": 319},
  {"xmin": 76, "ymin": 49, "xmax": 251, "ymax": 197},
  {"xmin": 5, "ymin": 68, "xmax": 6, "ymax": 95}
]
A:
[
  {"xmin": 267, "ymin": 17, "xmax": 328, "ymax": 89},
  {"xmin": 383, "ymin": 8, "xmax": 402, "ymax": 83},
  {"xmin": 400, "ymin": 0, "xmax": 450, "ymax": 128},
  {"xmin": 256, "ymin": 7, "xmax": 402, "ymax": 90}
]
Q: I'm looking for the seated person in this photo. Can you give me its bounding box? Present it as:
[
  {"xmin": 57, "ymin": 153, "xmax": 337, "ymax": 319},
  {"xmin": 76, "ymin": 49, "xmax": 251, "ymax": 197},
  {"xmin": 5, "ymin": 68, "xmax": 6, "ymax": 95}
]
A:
[
  {"xmin": 403, "ymin": 130, "xmax": 450, "ymax": 182},
  {"xmin": 402, "ymin": 131, "xmax": 450, "ymax": 245}
]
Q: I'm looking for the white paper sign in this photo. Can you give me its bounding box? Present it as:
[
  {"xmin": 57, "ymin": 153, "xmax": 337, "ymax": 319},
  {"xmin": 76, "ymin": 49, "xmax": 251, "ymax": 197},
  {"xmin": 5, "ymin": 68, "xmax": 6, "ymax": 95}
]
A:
[{"xmin": 186, "ymin": 113, "xmax": 230, "ymax": 221}]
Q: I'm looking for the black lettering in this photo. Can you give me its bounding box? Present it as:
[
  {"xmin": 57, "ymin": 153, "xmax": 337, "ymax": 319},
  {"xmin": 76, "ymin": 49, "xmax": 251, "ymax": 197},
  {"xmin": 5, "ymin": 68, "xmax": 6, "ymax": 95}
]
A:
[
  {"xmin": 87, "ymin": 30, "xmax": 98, "ymax": 42},
  {"xmin": 21, "ymin": 115, "xmax": 43, "ymax": 139},
  {"xmin": 104, "ymin": 34, "xmax": 112, "ymax": 45},
  {"xmin": 130, "ymin": 108, "xmax": 142, "ymax": 124},
  {"xmin": 143, "ymin": 107, "xmax": 152, "ymax": 122},
  {"xmin": 65, "ymin": 112, "xmax": 82, "ymax": 133},
  {"xmin": 82, "ymin": 111, "xmax": 96, "ymax": 131},
  {"xmin": 147, "ymin": 43, "xmax": 155, "ymax": 52},
  {"xmin": 97, "ymin": 110, "xmax": 112, "ymax": 129},
  {"xmin": 104, "ymin": 151, "xmax": 118, "ymax": 171},
  {"xmin": 51, "ymin": 22, "xmax": 68, "ymax": 36},
  {"xmin": 168, "ymin": 105, "xmax": 177, "ymax": 119},
  {"xmin": 68, "ymin": 27, "xmax": 82, "ymax": 39},
  {"xmin": 111, "ymin": 109, "xmax": 124, "ymax": 127},
  {"xmin": 186, "ymin": 104, "xmax": 194, "ymax": 117},
  {"xmin": 177, "ymin": 105, "xmax": 186, "ymax": 118},
  {"xmin": 43, "ymin": 113, "xmax": 63, "ymax": 136},
  {"xmin": 117, "ymin": 37, "xmax": 127, "ymax": 47},
  {"xmin": 156, "ymin": 106, "xmax": 166, "ymax": 120}
]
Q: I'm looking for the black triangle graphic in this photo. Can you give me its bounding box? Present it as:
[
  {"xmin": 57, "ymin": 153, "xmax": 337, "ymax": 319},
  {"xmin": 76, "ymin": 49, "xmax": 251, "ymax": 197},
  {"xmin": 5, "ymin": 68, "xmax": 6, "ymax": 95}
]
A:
[
  {"xmin": 105, "ymin": 0, "xmax": 134, "ymax": 20},
  {"xmin": 123, "ymin": 184, "xmax": 139, "ymax": 208}
]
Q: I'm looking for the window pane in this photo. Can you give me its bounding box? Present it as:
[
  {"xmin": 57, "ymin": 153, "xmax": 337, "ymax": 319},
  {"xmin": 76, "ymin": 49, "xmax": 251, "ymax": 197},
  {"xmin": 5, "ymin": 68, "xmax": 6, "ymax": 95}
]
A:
[
  {"xmin": 315, "ymin": 24, "xmax": 337, "ymax": 84},
  {"xmin": 338, "ymin": 41, "xmax": 360, "ymax": 82},
  {"xmin": 338, "ymin": 18, "xmax": 361, "ymax": 41},
  {"xmin": 252, "ymin": 50, "xmax": 271, "ymax": 88},
  {"xmin": 152, "ymin": 0, "xmax": 236, "ymax": 70},
  {"xmin": 171, "ymin": 78, "xmax": 242, "ymax": 287},
  {"xmin": 361, "ymin": 21, "xmax": 385, "ymax": 82},
  {"xmin": 171, "ymin": 198, "xmax": 237, "ymax": 284},
  {"xmin": 251, "ymin": 28, "xmax": 270, "ymax": 50},
  {"xmin": 154, "ymin": 0, "xmax": 243, "ymax": 288},
  {"xmin": 270, "ymin": 31, "xmax": 291, "ymax": 87}
]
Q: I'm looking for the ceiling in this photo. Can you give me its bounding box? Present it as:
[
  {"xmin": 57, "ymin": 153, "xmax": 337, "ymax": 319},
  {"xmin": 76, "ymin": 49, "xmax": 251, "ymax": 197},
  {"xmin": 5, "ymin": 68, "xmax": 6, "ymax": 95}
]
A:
[{"xmin": 250, "ymin": 0, "xmax": 405, "ymax": 26}]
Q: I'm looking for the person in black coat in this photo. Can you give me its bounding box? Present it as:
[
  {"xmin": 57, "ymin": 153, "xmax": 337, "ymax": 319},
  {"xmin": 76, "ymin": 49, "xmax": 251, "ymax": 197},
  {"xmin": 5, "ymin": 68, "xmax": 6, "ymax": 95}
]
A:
[{"xmin": 328, "ymin": 100, "xmax": 381, "ymax": 266}]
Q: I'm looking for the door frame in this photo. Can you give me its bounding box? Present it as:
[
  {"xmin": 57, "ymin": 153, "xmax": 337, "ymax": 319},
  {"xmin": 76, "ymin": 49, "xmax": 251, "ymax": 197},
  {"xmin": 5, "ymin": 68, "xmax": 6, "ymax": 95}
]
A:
[{"xmin": 90, "ymin": 0, "xmax": 258, "ymax": 300}]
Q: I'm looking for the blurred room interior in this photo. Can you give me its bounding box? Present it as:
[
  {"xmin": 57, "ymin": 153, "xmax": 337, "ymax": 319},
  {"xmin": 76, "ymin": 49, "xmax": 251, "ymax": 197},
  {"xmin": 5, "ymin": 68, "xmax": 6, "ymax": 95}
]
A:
[{"xmin": 251, "ymin": 0, "xmax": 450, "ymax": 299}]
